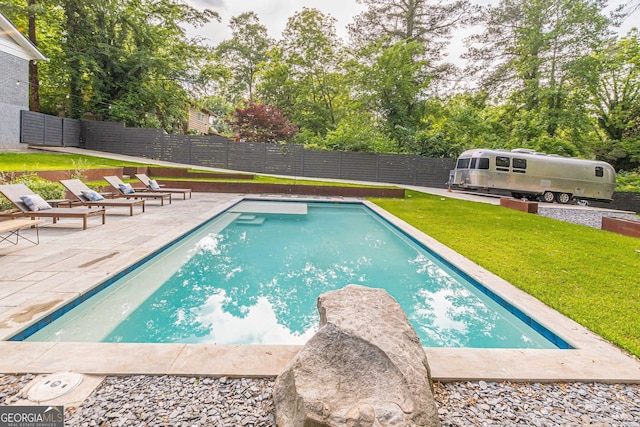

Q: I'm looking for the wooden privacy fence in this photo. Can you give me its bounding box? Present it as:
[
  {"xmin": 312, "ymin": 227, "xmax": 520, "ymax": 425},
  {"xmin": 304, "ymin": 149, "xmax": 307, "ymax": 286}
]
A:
[
  {"xmin": 18, "ymin": 111, "xmax": 640, "ymax": 212},
  {"xmin": 76, "ymin": 117, "xmax": 454, "ymax": 189},
  {"xmin": 19, "ymin": 112, "xmax": 452, "ymax": 188},
  {"xmin": 20, "ymin": 111, "xmax": 82, "ymax": 147}
]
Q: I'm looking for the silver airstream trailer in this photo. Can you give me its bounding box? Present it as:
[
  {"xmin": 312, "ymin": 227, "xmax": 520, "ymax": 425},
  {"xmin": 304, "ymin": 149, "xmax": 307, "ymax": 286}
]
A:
[{"xmin": 449, "ymin": 148, "xmax": 616, "ymax": 203}]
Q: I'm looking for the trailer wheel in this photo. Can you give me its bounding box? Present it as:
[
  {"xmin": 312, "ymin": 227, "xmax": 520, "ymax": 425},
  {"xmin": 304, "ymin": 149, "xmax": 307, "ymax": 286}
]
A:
[
  {"xmin": 541, "ymin": 191, "xmax": 555, "ymax": 203},
  {"xmin": 557, "ymin": 193, "xmax": 571, "ymax": 204}
]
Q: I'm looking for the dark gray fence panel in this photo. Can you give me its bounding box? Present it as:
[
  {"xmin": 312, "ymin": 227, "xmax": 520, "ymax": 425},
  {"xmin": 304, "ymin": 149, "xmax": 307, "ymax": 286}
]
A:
[
  {"xmin": 339, "ymin": 152, "xmax": 379, "ymax": 182},
  {"xmin": 190, "ymin": 135, "xmax": 229, "ymax": 169},
  {"xmin": 302, "ymin": 150, "xmax": 341, "ymax": 178},
  {"xmin": 20, "ymin": 111, "xmax": 64, "ymax": 146},
  {"xmin": 123, "ymin": 128, "xmax": 164, "ymax": 158},
  {"xmin": 228, "ymin": 142, "xmax": 266, "ymax": 173},
  {"xmin": 162, "ymin": 134, "xmax": 190, "ymax": 164},
  {"xmin": 415, "ymin": 157, "xmax": 455, "ymax": 188},
  {"xmin": 43, "ymin": 115, "xmax": 63, "ymax": 146},
  {"xmin": 21, "ymin": 113, "xmax": 463, "ymax": 192},
  {"xmin": 83, "ymin": 121, "xmax": 126, "ymax": 153},
  {"xmin": 265, "ymin": 144, "xmax": 304, "ymax": 175},
  {"xmin": 378, "ymin": 153, "xmax": 417, "ymax": 185},
  {"xmin": 20, "ymin": 111, "xmax": 45, "ymax": 144},
  {"xmin": 592, "ymin": 191, "xmax": 640, "ymax": 212},
  {"xmin": 62, "ymin": 118, "xmax": 82, "ymax": 147},
  {"xmin": 149, "ymin": 134, "xmax": 165, "ymax": 160},
  {"xmin": 185, "ymin": 134, "xmax": 232, "ymax": 169},
  {"xmin": 612, "ymin": 192, "xmax": 640, "ymax": 212}
]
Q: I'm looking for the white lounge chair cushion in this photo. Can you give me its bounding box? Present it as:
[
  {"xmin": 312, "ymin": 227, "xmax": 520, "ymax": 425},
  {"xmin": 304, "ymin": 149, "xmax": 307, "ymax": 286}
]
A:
[
  {"xmin": 81, "ymin": 189, "xmax": 105, "ymax": 201},
  {"xmin": 148, "ymin": 179, "xmax": 161, "ymax": 190},
  {"xmin": 118, "ymin": 183, "xmax": 136, "ymax": 194},
  {"xmin": 20, "ymin": 194, "xmax": 52, "ymax": 211}
]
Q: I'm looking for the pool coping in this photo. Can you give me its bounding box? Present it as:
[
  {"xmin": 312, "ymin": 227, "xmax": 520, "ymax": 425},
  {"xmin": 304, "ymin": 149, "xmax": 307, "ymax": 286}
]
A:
[{"xmin": 0, "ymin": 193, "xmax": 638, "ymax": 383}]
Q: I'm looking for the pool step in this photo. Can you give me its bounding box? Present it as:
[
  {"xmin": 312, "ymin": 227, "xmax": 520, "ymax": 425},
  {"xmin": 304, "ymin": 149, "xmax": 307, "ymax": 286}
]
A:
[
  {"xmin": 236, "ymin": 216, "xmax": 265, "ymax": 225},
  {"xmin": 237, "ymin": 214, "xmax": 257, "ymax": 220},
  {"xmin": 230, "ymin": 201, "xmax": 308, "ymax": 215}
]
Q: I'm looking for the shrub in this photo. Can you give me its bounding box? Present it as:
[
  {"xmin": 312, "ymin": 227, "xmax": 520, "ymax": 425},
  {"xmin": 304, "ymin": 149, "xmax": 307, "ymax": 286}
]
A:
[
  {"xmin": 0, "ymin": 174, "xmax": 65, "ymax": 212},
  {"xmin": 616, "ymin": 170, "xmax": 640, "ymax": 192}
]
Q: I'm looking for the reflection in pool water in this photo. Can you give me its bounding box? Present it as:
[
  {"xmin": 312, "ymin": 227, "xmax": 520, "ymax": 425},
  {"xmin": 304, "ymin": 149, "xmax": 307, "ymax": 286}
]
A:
[{"xmin": 25, "ymin": 201, "xmax": 560, "ymax": 349}]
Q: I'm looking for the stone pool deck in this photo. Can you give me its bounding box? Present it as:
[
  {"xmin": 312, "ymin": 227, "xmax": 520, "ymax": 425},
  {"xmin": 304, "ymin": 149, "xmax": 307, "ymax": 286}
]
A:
[{"xmin": 0, "ymin": 191, "xmax": 639, "ymax": 385}]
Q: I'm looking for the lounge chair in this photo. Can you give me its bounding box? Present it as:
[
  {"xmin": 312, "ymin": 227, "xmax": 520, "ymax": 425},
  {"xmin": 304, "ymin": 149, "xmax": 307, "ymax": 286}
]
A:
[
  {"xmin": 103, "ymin": 176, "xmax": 172, "ymax": 205},
  {"xmin": 0, "ymin": 183, "xmax": 106, "ymax": 230},
  {"xmin": 60, "ymin": 179, "xmax": 145, "ymax": 216},
  {"xmin": 134, "ymin": 174, "xmax": 192, "ymax": 200}
]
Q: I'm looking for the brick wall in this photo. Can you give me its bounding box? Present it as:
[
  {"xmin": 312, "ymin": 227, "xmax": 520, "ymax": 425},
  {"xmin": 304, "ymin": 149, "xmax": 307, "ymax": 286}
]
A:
[{"xmin": 0, "ymin": 50, "xmax": 29, "ymax": 150}]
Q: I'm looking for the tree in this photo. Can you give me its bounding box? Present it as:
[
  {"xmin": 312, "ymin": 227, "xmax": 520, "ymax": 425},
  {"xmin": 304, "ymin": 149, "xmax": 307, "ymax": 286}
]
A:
[
  {"xmin": 612, "ymin": 0, "xmax": 640, "ymax": 22},
  {"xmin": 256, "ymin": 46, "xmax": 297, "ymax": 120},
  {"xmin": 580, "ymin": 30, "xmax": 640, "ymax": 170},
  {"xmin": 468, "ymin": 0, "xmax": 610, "ymax": 104},
  {"xmin": 321, "ymin": 112, "xmax": 396, "ymax": 152},
  {"xmin": 260, "ymin": 8, "xmax": 347, "ymax": 137},
  {"xmin": 346, "ymin": 38, "xmax": 430, "ymax": 152},
  {"xmin": 466, "ymin": 0, "xmax": 611, "ymax": 153},
  {"xmin": 348, "ymin": 0, "xmax": 479, "ymax": 67},
  {"xmin": 227, "ymin": 101, "xmax": 298, "ymax": 143},
  {"xmin": 27, "ymin": 0, "xmax": 39, "ymax": 110},
  {"xmin": 15, "ymin": 0, "xmax": 221, "ymax": 130},
  {"xmin": 217, "ymin": 12, "xmax": 272, "ymax": 103},
  {"xmin": 113, "ymin": 1, "xmax": 218, "ymax": 130},
  {"xmin": 61, "ymin": 0, "xmax": 92, "ymax": 119},
  {"xmin": 0, "ymin": 0, "xmax": 64, "ymax": 112},
  {"xmin": 417, "ymin": 93, "xmax": 508, "ymax": 157}
]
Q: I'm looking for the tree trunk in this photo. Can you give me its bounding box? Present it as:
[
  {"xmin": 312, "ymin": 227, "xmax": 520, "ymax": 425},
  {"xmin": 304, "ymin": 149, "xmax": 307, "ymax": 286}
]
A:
[{"xmin": 28, "ymin": 0, "xmax": 40, "ymax": 112}]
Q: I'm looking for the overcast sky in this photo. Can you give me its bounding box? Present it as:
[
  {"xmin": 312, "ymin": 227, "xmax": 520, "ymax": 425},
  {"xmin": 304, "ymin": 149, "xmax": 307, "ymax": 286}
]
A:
[
  {"xmin": 187, "ymin": 0, "xmax": 365, "ymax": 44},
  {"xmin": 186, "ymin": 0, "xmax": 639, "ymax": 63}
]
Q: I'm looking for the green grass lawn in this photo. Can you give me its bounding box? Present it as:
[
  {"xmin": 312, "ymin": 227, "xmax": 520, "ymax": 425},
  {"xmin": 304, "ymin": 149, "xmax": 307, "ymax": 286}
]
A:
[
  {"xmin": 0, "ymin": 152, "xmax": 148, "ymax": 171},
  {"xmin": 371, "ymin": 191, "xmax": 640, "ymax": 358},
  {"xmin": 152, "ymin": 174, "xmax": 391, "ymax": 188}
]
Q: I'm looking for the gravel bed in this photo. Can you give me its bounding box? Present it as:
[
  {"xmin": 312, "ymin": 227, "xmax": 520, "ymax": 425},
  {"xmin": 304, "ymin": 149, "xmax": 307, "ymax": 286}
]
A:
[
  {"xmin": 435, "ymin": 381, "xmax": 640, "ymax": 427},
  {"xmin": 0, "ymin": 374, "xmax": 36, "ymax": 406},
  {"xmin": 537, "ymin": 206, "xmax": 640, "ymax": 229},
  {"xmin": 1, "ymin": 374, "xmax": 639, "ymax": 426}
]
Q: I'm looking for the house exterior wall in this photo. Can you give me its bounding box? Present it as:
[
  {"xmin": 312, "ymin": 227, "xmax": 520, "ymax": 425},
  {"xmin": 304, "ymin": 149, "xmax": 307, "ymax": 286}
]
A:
[
  {"xmin": 0, "ymin": 47, "xmax": 30, "ymax": 150},
  {"xmin": 187, "ymin": 107, "xmax": 210, "ymax": 134}
]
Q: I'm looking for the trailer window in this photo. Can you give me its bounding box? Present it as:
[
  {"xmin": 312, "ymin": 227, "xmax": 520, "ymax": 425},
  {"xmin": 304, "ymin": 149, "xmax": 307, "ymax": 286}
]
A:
[
  {"xmin": 470, "ymin": 158, "xmax": 489, "ymax": 169},
  {"xmin": 456, "ymin": 158, "xmax": 471, "ymax": 169},
  {"xmin": 476, "ymin": 158, "xmax": 489, "ymax": 169},
  {"xmin": 513, "ymin": 158, "xmax": 527, "ymax": 169},
  {"xmin": 496, "ymin": 156, "xmax": 510, "ymax": 167},
  {"xmin": 595, "ymin": 166, "xmax": 604, "ymax": 177}
]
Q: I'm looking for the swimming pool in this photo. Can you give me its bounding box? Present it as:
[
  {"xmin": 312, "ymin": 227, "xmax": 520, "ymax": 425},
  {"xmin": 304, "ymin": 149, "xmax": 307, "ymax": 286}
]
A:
[{"xmin": 20, "ymin": 200, "xmax": 568, "ymax": 349}]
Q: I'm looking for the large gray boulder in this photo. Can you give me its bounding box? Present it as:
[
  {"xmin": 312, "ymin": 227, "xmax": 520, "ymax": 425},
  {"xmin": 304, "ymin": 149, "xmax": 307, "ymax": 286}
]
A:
[{"xmin": 274, "ymin": 284, "xmax": 440, "ymax": 427}]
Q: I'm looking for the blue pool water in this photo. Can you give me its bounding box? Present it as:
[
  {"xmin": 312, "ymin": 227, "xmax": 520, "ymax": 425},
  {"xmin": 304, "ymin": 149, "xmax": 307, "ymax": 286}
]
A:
[{"xmin": 23, "ymin": 200, "xmax": 565, "ymax": 348}]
